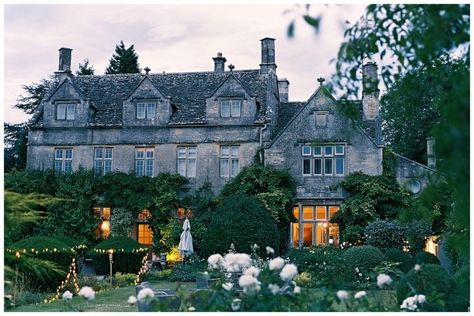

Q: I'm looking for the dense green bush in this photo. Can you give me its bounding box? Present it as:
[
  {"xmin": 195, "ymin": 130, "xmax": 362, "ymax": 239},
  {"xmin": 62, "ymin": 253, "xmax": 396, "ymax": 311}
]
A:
[
  {"xmin": 342, "ymin": 246, "xmax": 386, "ymax": 274},
  {"xmin": 200, "ymin": 193, "xmax": 279, "ymax": 258},
  {"xmin": 414, "ymin": 251, "xmax": 440, "ymax": 265},
  {"xmin": 8, "ymin": 236, "xmax": 75, "ymax": 291},
  {"xmin": 404, "ymin": 220, "xmax": 431, "ymax": 253},
  {"xmin": 397, "ymin": 264, "xmax": 452, "ymax": 311},
  {"xmin": 364, "ymin": 220, "xmax": 405, "ymax": 251},
  {"xmin": 90, "ymin": 236, "xmax": 148, "ymax": 275},
  {"xmin": 113, "ymin": 272, "xmax": 136, "ymax": 287},
  {"xmin": 446, "ymin": 265, "xmax": 469, "ymax": 311},
  {"xmin": 384, "ymin": 248, "xmax": 414, "ymax": 273},
  {"xmin": 169, "ymin": 256, "xmax": 207, "ymax": 282},
  {"xmin": 77, "ymin": 276, "xmax": 115, "ymax": 292},
  {"xmin": 143, "ymin": 269, "xmax": 173, "ymax": 282}
]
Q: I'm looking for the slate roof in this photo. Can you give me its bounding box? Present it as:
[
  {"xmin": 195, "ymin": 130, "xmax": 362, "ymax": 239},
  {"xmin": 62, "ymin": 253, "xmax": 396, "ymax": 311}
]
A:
[
  {"xmin": 35, "ymin": 69, "xmax": 270, "ymax": 127},
  {"xmin": 273, "ymin": 102, "xmax": 305, "ymax": 136}
]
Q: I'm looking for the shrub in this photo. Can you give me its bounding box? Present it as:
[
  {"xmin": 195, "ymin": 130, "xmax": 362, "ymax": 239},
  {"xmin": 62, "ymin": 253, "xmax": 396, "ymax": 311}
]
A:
[
  {"xmin": 113, "ymin": 272, "xmax": 136, "ymax": 287},
  {"xmin": 143, "ymin": 269, "xmax": 173, "ymax": 282},
  {"xmin": 90, "ymin": 236, "xmax": 148, "ymax": 274},
  {"xmin": 342, "ymin": 246, "xmax": 385, "ymax": 273},
  {"xmin": 364, "ymin": 220, "xmax": 405, "ymax": 251},
  {"xmin": 397, "ymin": 264, "xmax": 452, "ymax": 311},
  {"xmin": 200, "ymin": 193, "xmax": 279, "ymax": 258},
  {"xmin": 78, "ymin": 276, "xmax": 115, "ymax": 292},
  {"xmin": 405, "ymin": 220, "xmax": 431, "ymax": 253},
  {"xmin": 16, "ymin": 291, "xmax": 49, "ymax": 306},
  {"xmin": 169, "ymin": 256, "xmax": 207, "ymax": 282},
  {"xmin": 446, "ymin": 265, "xmax": 469, "ymax": 311},
  {"xmin": 384, "ymin": 248, "xmax": 414, "ymax": 273},
  {"xmin": 414, "ymin": 251, "xmax": 440, "ymax": 265}
]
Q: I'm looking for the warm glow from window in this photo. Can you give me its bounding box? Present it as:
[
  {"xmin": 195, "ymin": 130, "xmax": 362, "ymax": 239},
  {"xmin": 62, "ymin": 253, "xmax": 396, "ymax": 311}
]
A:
[
  {"xmin": 138, "ymin": 209, "xmax": 151, "ymax": 220},
  {"xmin": 303, "ymin": 206, "xmax": 313, "ymax": 220},
  {"xmin": 292, "ymin": 223, "xmax": 299, "ymax": 247},
  {"xmin": 138, "ymin": 224, "xmax": 153, "ymax": 245},
  {"xmin": 293, "ymin": 207, "xmax": 299, "ymax": 219}
]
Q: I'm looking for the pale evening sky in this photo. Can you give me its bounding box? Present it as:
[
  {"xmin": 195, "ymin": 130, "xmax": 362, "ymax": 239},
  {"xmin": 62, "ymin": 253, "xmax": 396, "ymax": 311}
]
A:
[{"xmin": 4, "ymin": 4, "xmax": 366, "ymax": 124}]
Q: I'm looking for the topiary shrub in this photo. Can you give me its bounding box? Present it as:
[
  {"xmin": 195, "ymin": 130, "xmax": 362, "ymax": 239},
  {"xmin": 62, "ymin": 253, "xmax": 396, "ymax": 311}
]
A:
[
  {"xmin": 90, "ymin": 236, "xmax": 148, "ymax": 275},
  {"xmin": 446, "ymin": 265, "xmax": 469, "ymax": 311},
  {"xmin": 8, "ymin": 236, "xmax": 76, "ymax": 291},
  {"xmin": 414, "ymin": 251, "xmax": 440, "ymax": 265},
  {"xmin": 385, "ymin": 248, "xmax": 414, "ymax": 273},
  {"xmin": 342, "ymin": 245, "xmax": 386, "ymax": 273},
  {"xmin": 364, "ymin": 220, "xmax": 405, "ymax": 251},
  {"xmin": 200, "ymin": 193, "xmax": 279, "ymax": 258},
  {"xmin": 397, "ymin": 264, "xmax": 452, "ymax": 311},
  {"xmin": 405, "ymin": 220, "xmax": 431, "ymax": 253}
]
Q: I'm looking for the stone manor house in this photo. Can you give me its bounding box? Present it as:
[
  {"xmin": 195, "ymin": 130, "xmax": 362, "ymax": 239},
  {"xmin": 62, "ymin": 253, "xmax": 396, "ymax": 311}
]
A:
[{"xmin": 27, "ymin": 38, "xmax": 435, "ymax": 249}]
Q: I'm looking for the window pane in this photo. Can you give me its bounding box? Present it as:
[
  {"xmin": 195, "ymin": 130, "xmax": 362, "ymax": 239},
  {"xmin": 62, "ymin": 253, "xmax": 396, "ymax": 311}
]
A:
[
  {"xmin": 220, "ymin": 101, "xmax": 230, "ymax": 117},
  {"xmin": 231, "ymin": 146, "xmax": 239, "ymax": 157},
  {"xmin": 188, "ymin": 147, "xmax": 197, "ymax": 158},
  {"xmin": 138, "ymin": 224, "xmax": 153, "ymax": 245},
  {"xmin": 303, "ymin": 206, "xmax": 313, "ymax": 220},
  {"xmin": 137, "ymin": 103, "xmax": 146, "ymax": 119},
  {"xmin": 313, "ymin": 146, "xmax": 322, "ymax": 156},
  {"xmin": 136, "ymin": 160, "xmax": 144, "ymax": 176},
  {"xmin": 177, "ymin": 159, "xmax": 186, "ymax": 176},
  {"xmin": 316, "ymin": 223, "xmax": 328, "ymax": 245},
  {"xmin": 57, "ymin": 104, "xmax": 66, "ymax": 120},
  {"xmin": 230, "ymin": 100, "xmax": 241, "ymax": 117},
  {"xmin": 303, "ymin": 159, "xmax": 311, "ymax": 175},
  {"xmin": 146, "ymin": 160, "xmax": 153, "ymax": 176},
  {"xmin": 136, "ymin": 150, "xmax": 144, "ymax": 159},
  {"xmin": 221, "ymin": 146, "xmax": 229, "ymax": 157},
  {"xmin": 335, "ymin": 158, "xmax": 344, "ymax": 175},
  {"xmin": 104, "ymin": 161, "xmax": 112, "ymax": 173},
  {"xmin": 303, "ymin": 223, "xmax": 313, "ymax": 247},
  {"xmin": 54, "ymin": 160, "xmax": 63, "ymax": 172},
  {"xmin": 329, "ymin": 223, "xmax": 340, "ymax": 246},
  {"xmin": 66, "ymin": 104, "xmax": 75, "ymax": 120},
  {"xmin": 302, "ymin": 146, "xmax": 311, "ymax": 156},
  {"xmin": 293, "ymin": 206, "xmax": 299, "ymax": 219},
  {"xmin": 314, "ymin": 159, "xmax": 322, "ymax": 175},
  {"xmin": 55, "ymin": 149, "xmax": 63, "ymax": 159},
  {"xmin": 64, "ymin": 161, "xmax": 72, "ymax": 173},
  {"xmin": 94, "ymin": 161, "xmax": 103, "ymax": 175},
  {"xmin": 231, "ymin": 159, "xmax": 239, "ymax": 177},
  {"xmin": 147, "ymin": 103, "xmax": 156, "ymax": 118},
  {"xmin": 105, "ymin": 148, "xmax": 113, "ymax": 159},
  {"xmin": 220, "ymin": 159, "xmax": 229, "ymax": 177},
  {"xmin": 324, "ymin": 158, "xmax": 333, "ymax": 175},
  {"xmin": 292, "ymin": 223, "xmax": 300, "ymax": 248},
  {"xmin": 177, "ymin": 147, "xmax": 187, "ymax": 158},
  {"xmin": 65, "ymin": 149, "xmax": 73, "ymax": 159},
  {"xmin": 95, "ymin": 148, "xmax": 103, "ymax": 159},
  {"xmin": 329, "ymin": 206, "xmax": 340, "ymax": 219},
  {"xmin": 146, "ymin": 150, "xmax": 154, "ymax": 158},
  {"xmin": 324, "ymin": 146, "xmax": 333, "ymax": 156},
  {"xmin": 316, "ymin": 206, "xmax": 326, "ymax": 219},
  {"xmin": 188, "ymin": 159, "xmax": 196, "ymax": 177},
  {"xmin": 335, "ymin": 145, "xmax": 344, "ymax": 155}
]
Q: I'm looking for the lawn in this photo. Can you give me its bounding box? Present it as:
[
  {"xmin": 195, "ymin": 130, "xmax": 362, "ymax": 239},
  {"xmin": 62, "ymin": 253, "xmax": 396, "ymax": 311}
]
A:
[{"xmin": 9, "ymin": 281, "xmax": 195, "ymax": 313}]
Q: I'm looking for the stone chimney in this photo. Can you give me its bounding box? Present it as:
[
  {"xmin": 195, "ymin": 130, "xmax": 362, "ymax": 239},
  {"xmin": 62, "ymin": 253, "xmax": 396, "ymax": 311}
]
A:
[
  {"xmin": 427, "ymin": 137, "xmax": 436, "ymax": 169},
  {"xmin": 278, "ymin": 78, "xmax": 289, "ymax": 102},
  {"xmin": 58, "ymin": 47, "xmax": 72, "ymax": 72},
  {"xmin": 361, "ymin": 61, "xmax": 379, "ymax": 120},
  {"xmin": 260, "ymin": 37, "xmax": 277, "ymax": 74},
  {"xmin": 212, "ymin": 52, "xmax": 226, "ymax": 73}
]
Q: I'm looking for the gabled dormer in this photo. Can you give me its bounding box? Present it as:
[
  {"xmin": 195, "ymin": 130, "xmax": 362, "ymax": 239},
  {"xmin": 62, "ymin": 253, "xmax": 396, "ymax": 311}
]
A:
[
  {"xmin": 122, "ymin": 74, "xmax": 171, "ymax": 126},
  {"xmin": 205, "ymin": 69, "xmax": 259, "ymax": 125}
]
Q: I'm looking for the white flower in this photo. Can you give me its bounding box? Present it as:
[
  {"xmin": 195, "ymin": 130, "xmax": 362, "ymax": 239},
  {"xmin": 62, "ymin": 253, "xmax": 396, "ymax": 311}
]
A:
[
  {"xmin": 231, "ymin": 298, "xmax": 242, "ymax": 311},
  {"xmin": 127, "ymin": 296, "xmax": 137, "ymax": 305},
  {"xmin": 354, "ymin": 291, "xmax": 366, "ymax": 299},
  {"xmin": 238, "ymin": 274, "xmax": 261, "ymax": 295},
  {"xmin": 266, "ymin": 246, "xmax": 275, "ymax": 254},
  {"xmin": 224, "ymin": 253, "xmax": 251, "ymax": 272},
  {"xmin": 376, "ymin": 273, "xmax": 393, "ymax": 288},
  {"xmin": 188, "ymin": 306, "xmax": 196, "ymax": 311},
  {"xmin": 280, "ymin": 263, "xmax": 298, "ymax": 282},
  {"xmin": 401, "ymin": 295, "xmax": 418, "ymax": 311},
  {"xmin": 416, "ymin": 294, "xmax": 426, "ymax": 304},
  {"xmin": 414, "ymin": 264, "xmax": 421, "ymax": 271},
  {"xmin": 62, "ymin": 291, "xmax": 73, "ymax": 301},
  {"xmin": 78, "ymin": 286, "xmax": 95, "ymax": 301},
  {"xmin": 269, "ymin": 257, "xmax": 285, "ymax": 270},
  {"xmin": 243, "ymin": 266, "xmax": 260, "ymax": 277},
  {"xmin": 268, "ymin": 283, "xmax": 280, "ymax": 295},
  {"xmin": 137, "ymin": 288, "xmax": 155, "ymax": 302},
  {"xmin": 293, "ymin": 286, "xmax": 301, "ymax": 294},
  {"xmin": 222, "ymin": 282, "xmax": 233, "ymax": 291},
  {"xmin": 355, "ymin": 267, "xmax": 359, "ymax": 273},
  {"xmin": 208, "ymin": 254, "xmax": 224, "ymax": 269},
  {"xmin": 337, "ymin": 290, "xmax": 349, "ymax": 300}
]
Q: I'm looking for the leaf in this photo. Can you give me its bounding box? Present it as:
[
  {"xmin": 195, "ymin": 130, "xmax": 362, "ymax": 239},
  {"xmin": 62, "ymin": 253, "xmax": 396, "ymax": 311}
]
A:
[
  {"xmin": 287, "ymin": 20, "xmax": 295, "ymax": 38},
  {"xmin": 303, "ymin": 14, "xmax": 320, "ymax": 29}
]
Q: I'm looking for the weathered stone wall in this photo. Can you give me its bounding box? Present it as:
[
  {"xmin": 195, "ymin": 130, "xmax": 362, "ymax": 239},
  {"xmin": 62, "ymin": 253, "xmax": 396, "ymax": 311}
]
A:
[{"xmin": 394, "ymin": 154, "xmax": 435, "ymax": 195}]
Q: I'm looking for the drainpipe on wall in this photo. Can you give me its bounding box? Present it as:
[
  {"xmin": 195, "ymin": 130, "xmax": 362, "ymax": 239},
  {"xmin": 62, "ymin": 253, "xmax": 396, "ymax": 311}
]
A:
[{"xmin": 259, "ymin": 124, "xmax": 268, "ymax": 165}]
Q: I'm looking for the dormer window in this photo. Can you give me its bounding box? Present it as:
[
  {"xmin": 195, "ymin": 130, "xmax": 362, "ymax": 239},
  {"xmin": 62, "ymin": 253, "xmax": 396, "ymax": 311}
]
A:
[
  {"xmin": 136, "ymin": 102, "xmax": 156, "ymax": 119},
  {"xmin": 57, "ymin": 103, "xmax": 75, "ymax": 120},
  {"xmin": 220, "ymin": 100, "xmax": 242, "ymax": 118}
]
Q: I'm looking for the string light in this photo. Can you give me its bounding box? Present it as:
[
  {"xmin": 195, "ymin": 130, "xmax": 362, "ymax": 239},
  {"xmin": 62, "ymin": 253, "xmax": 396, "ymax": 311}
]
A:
[
  {"xmin": 134, "ymin": 255, "xmax": 149, "ymax": 285},
  {"xmin": 44, "ymin": 258, "xmax": 80, "ymax": 304}
]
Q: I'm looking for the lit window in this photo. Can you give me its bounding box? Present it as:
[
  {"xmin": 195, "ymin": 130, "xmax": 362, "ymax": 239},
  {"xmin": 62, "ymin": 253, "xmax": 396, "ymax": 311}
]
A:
[
  {"xmin": 220, "ymin": 100, "xmax": 242, "ymax": 118},
  {"xmin": 54, "ymin": 148, "xmax": 73, "ymax": 173},
  {"xmin": 138, "ymin": 209, "xmax": 152, "ymax": 220},
  {"xmin": 177, "ymin": 147, "xmax": 197, "ymax": 178},
  {"xmin": 56, "ymin": 103, "xmax": 75, "ymax": 120},
  {"xmin": 220, "ymin": 145, "xmax": 239, "ymax": 177},
  {"xmin": 94, "ymin": 147, "xmax": 113, "ymax": 175},
  {"xmin": 136, "ymin": 102, "xmax": 156, "ymax": 119},
  {"xmin": 138, "ymin": 224, "xmax": 153, "ymax": 245},
  {"xmin": 94, "ymin": 207, "xmax": 111, "ymax": 239},
  {"xmin": 135, "ymin": 148, "xmax": 154, "ymax": 177}
]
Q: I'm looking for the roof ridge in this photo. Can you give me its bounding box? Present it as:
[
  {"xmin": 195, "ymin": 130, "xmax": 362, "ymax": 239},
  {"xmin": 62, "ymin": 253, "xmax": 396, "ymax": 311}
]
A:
[{"xmin": 73, "ymin": 69, "xmax": 261, "ymax": 78}]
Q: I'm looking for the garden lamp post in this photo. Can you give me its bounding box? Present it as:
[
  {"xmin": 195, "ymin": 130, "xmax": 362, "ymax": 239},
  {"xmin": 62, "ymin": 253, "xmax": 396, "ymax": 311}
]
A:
[{"xmin": 108, "ymin": 249, "xmax": 114, "ymax": 282}]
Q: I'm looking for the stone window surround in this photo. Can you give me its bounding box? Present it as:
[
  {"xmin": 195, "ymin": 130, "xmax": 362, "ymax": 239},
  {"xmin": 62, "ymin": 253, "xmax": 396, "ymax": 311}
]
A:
[
  {"xmin": 219, "ymin": 98, "xmax": 243, "ymax": 118},
  {"xmin": 136, "ymin": 101, "xmax": 157, "ymax": 119},
  {"xmin": 177, "ymin": 146, "xmax": 197, "ymax": 178},
  {"xmin": 135, "ymin": 147, "xmax": 154, "ymax": 177},
  {"xmin": 54, "ymin": 147, "xmax": 73, "ymax": 173},
  {"xmin": 220, "ymin": 145, "xmax": 240, "ymax": 178},
  {"xmin": 55, "ymin": 101, "xmax": 76, "ymax": 121},
  {"xmin": 94, "ymin": 147, "xmax": 113, "ymax": 175},
  {"xmin": 301, "ymin": 144, "xmax": 346, "ymax": 177}
]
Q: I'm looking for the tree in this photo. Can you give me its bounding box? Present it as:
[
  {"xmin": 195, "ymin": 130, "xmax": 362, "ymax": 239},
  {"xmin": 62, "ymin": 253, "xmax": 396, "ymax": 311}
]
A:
[
  {"xmin": 76, "ymin": 58, "xmax": 95, "ymax": 75},
  {"xmin": 4, "ymin": 123, "xmax": 28, "ymax": 172},
  {"xmin": 14, "ymin": 79, "xmax": 52, "ymax": 115},
  {"xmin": 105, "ymin": 41, "xmax": 141, "ymax": 74}
]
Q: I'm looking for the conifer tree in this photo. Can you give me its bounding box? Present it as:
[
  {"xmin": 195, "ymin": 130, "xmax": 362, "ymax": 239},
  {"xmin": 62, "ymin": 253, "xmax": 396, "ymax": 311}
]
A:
[
  {"xmin": 76, "ymin": 58, "xmax": 95, "ymax": 75},
  {"xmin": 105, "ymin": 41, "xmax": 141, "ymax": 74}
]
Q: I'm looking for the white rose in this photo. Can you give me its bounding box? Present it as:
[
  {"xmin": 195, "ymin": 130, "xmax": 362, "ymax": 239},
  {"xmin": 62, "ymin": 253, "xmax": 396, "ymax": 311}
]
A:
[
  {"xmin": 137, "ymin": 288, "xmax": 155, "ymax": 302},
  {"xmin": 62, "ymin": 291, "xmax": 73, "ymax": 301},
  {"xmin": 414, "ymin": 264, "xmax": 421, "ymax": 271},
  {"xmin": 78, "ymin": 286, "xmax": 95, "ymax": 301},
  {"xmin": 376, "ymin": 273, "xmax": 393, "ymax": 288},
  {"xmin": 269, "ymin": 257, "xmax": 285, "ymax": 270},
  {"xmin": 293, "ymin": 286, "xmax": 301, "ymax": 294},
  {"xmin": 222, "ymin": 282, "xmax": 233, "ymax": 291},
  {"xmin": 243, "ymin": 266, "xmax": 260, "ymax": 277},
  {"xmin": 354, "ymin": 291, "xmax": 366, "ymax": 299},
  {"xmin": 337, "ymin": 290, "xmax": 349, "ymax": 300},
  {"xmin": 127, "ymin": 296, "xmax": 137, "ymax": 305},
  {"xmin": 280, "ymin": 263, "xmax": 298, "ymax": 282},
  {"xmin": 266, "ymin": 246, "xmax": 275, "ymax": 254},
  {"xmin": 268, "ymin": 284, "xmax": 280, "ymax": 295}
]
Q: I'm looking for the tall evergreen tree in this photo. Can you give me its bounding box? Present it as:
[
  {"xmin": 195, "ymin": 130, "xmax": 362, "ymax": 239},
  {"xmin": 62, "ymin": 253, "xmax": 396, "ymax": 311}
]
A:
[
  {"xmin": 14, "ymin": 79, "xmax": 52, "ymax": 115},
  {"xmin": 4, "ymin": 123, "xmax": 28, "ymax": 172},
  {"xmin": 105, "ymin": 41, "xmax": 141, "ymax": 74},
  {"xmin": 76, "ymin": 58, "xmax": 95, "ymax": 75}
]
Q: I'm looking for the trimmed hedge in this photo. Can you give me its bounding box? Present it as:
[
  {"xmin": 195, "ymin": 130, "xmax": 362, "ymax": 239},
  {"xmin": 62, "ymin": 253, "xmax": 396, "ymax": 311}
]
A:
[
  {"xmin": 385, "ymin": 248, "xmax": 414, "ymax": 273},
  {"xmin": 342, "ymin": 245, "xmax": 386, "ymax": 273},
  {"xmin": 446, "ymin": 265, "xmax": 469, "ymax": 311},
  {"xmin": 90, "ymin": 236, "xmax": 148, "ymax": 275},
  {"xmin": 364, "ymin": 220, "xmax": 405, "ymax": 251},
  {"xmin": 414, "ymin": 251, "xmax": 440, "ymax": 265}
]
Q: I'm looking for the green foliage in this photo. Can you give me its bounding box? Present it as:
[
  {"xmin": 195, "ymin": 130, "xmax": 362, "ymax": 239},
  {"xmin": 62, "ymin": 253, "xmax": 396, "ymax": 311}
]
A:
[
  {"xmin": 110, "ymin": 207, "xmax": 134, "ymax": 238},
  {"xmin": 90, "ymin": 236, "xmax": 147, "ymax": 274},
  {"xmin": 446, "ymin": 265, "xmax": 469, "ymax": 311},
  {"xmin": 143, "ymin": 269, "xmax": 172, "ymax": 281},
  {"xmin": 105, "ymin": 40, "xmax": 141, "ymax": 74},
  {"xmin": 384, "ymin": 248, "xmax": 414, "ymax": 273},
  {"xmin": 14, "ymin": 78, "xmax": 52, "ymax": 115},
  {"xmin": 76, "ymin": 58, "xmax": 95, "ymax": 75},
  {"xmin": 332, "ymin": 172, "xmax": 412, "ymax": 244},
  {"xmin": 200, "ymin": 193, "xmax": 279, "ymax": 258},
  {"xmin": 220, "ymin": 164, "xmax": 296, "ymax": 253},
  {"xmin": 169, "ymin": 255, "xmax": 207, "ymax": 282},
  {"xmin": 113, "ymin": 272, "xmax": 136, "ymax": 287},
  {"xmin": 77, "ymin": 276, "xmax": 115, "ymax": 293},
  {"xmin": 404, "ymin": 220, "xmax": 432, "ymax": 253},
  {"xmin": 342, "ymin": 246, "xmax": 385, "ymax": 274},
  {"xmin": 5, "ymin": 169, "xmax": 58, "ymax": 196},
  {"xmin": 4, "ymin": 123, "xmax": 28, "ymax": 172},
  {"xmin": 413, "ymin": 251, "xmax": 440, "ymax": 265},
  {"xmin": 397, "ymin": 264, "xmax": 452, "ymax": 311},
  {"xmin": 364, "ymin": 220, "xmax": 405, "ymax": 251}
]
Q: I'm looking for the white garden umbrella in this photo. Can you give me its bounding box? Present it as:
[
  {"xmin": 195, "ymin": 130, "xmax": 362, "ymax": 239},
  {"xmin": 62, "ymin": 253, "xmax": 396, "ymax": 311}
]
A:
[{"xmin": 178, "ymin": 218, "xmax": 193, "ymax": 257}]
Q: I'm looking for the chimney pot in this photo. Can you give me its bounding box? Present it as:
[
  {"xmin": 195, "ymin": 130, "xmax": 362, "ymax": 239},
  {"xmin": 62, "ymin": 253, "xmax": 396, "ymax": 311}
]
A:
[
  {"xmin": 278, "ymin": 78, "xmax": 290, "ymax": 102},
  {"xmin": 212, "ymin": 52, "xmax": 227, "ymax": 73}
]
